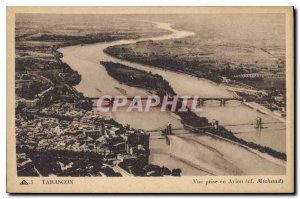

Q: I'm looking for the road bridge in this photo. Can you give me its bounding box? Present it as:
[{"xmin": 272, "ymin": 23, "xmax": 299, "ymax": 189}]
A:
[
  {"xmin": 88, "ymin": 96, "xmax": 245, "ymax": 106},
  {"xmin": 148, "ymin": 118, "xmax": 284, "ymax": 139}
]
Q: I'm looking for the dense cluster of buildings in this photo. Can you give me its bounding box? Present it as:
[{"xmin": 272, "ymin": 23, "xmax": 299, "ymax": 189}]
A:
[
  {"xmin": 16, "ymin": 101, "xmax": 153, "ymax": 176},
  {"xmin": 14, "ymin": 47, "xmax": 155, "ymax": 176},
  {"xmin": 16, "ymin": 72, "xmax": 55, "ymax": 108}
]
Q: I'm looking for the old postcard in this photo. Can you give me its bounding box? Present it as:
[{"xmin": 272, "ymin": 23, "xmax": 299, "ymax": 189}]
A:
[{"xmin": 7, "ymin": 7, "xmax": 294, "ymax": 193}]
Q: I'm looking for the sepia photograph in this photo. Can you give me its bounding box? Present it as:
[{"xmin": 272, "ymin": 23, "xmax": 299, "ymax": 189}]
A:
[{"xmin": 6, "ymin": 6, "xmax": 294, "ymax": 193}]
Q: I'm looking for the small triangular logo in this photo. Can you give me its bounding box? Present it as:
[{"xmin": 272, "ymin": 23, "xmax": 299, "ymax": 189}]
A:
[{"xmin": 20, "ymin": 180, "xmax": 29, "ymax": 185}]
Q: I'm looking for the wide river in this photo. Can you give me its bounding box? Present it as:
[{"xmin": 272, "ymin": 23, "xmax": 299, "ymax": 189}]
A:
[{"xmin": 59, "ymin": 22, "xmax": 286, "ymax": 175}]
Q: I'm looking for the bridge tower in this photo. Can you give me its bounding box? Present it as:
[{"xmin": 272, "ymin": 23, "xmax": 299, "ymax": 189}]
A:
[
  {"xmin": 198, "ymin": 99, "xmax": 203, "ymax": 106},
  {"xmin": 255, "ymin": 117, "xmax": 263, "ymax": 129},
  {"xmin": 165, "ymin": 123, "xmax": 172, "ymax": 135},
  {"xmin": 168, "ymin": 123, "xmax": 172, "ymax": 135},
  {"xmin": 220, "ymin": 98, "xmax": 225, "ymax": 106},
  {"xmin": 212, "ymin": 119, "xmax": 219, "ymax": 130}
]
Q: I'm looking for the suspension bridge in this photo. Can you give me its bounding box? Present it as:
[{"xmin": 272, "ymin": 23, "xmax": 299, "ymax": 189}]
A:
[{"xmin": 147, "ymin": 119, "xmax": 285, "ymax": 140}]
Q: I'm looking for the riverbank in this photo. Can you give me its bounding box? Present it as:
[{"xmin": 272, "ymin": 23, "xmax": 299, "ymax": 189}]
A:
[
  {"xmin": 168, "ymin": 134, "xmax": 285, "ymax": 175},
  {"xmin": 244, "ymin": 102, "xmax": 286, "ymax": 122},
  {"xmin": 198, "ymin": 129, "xmax": 286, "ymax": 167},
  {"xmin": 100, "ymin": 61, "xmax": 176, "ymax": 95},
  {"xmin": 104, "ymin": 43, "xmax": 223, "ymax": 84},
  {"xmin": 221, "ymin": 84, "xmax": 286, "ymax": 122}
]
